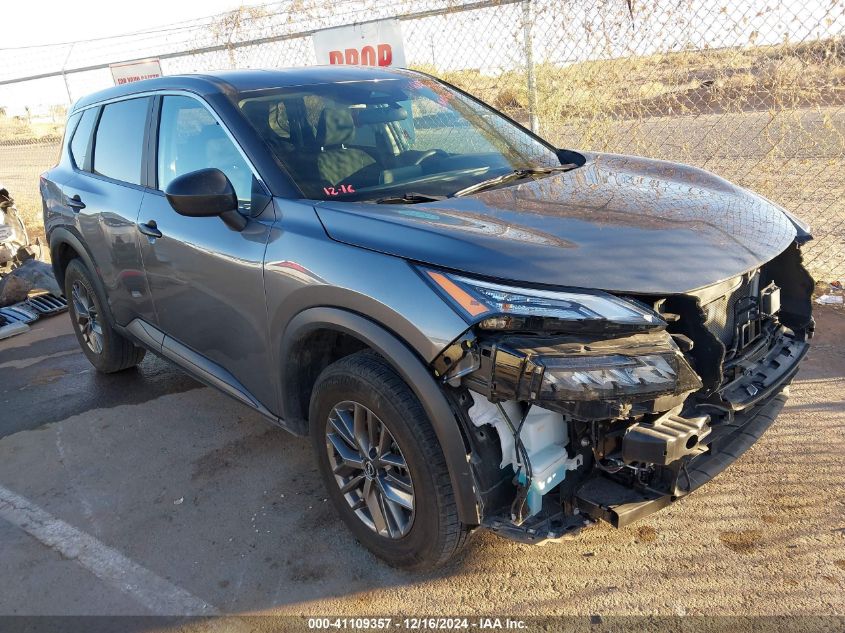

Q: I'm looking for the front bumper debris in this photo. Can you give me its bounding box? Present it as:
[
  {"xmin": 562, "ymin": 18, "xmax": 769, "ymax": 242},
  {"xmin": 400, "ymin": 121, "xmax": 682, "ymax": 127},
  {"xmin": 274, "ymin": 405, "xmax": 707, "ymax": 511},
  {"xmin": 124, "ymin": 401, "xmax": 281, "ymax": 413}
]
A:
[
  {"xmin": 576, "ymin": 386, "xmax": 789, "ymax": 529},
  {"xmin": 622, "ymin": 408, "xmax": 710, "ymax": 466},
  {"xmin": 449, "ymin": 242, "xmax": 813, "ymax": 543},
  {"xmin": 719, "ymin": 327, "xmax": 808, "ymax": 410}
]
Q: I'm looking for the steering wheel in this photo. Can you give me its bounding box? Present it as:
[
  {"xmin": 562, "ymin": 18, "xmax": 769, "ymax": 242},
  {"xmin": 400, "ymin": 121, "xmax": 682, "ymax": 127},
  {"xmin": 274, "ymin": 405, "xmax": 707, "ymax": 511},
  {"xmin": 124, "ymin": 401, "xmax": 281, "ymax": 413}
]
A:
[{"xmin": 412, "ymin": 149, "xmax": 448, "ymax": 166}]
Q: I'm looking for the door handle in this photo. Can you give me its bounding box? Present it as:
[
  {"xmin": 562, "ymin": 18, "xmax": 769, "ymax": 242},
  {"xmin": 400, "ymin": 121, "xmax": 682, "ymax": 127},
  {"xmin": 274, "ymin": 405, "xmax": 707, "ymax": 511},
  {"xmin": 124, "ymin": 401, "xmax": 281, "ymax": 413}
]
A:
[
  {"xmin": 138, "ymin": 220, "xmax": 162, "ymax": 239},
  {"xmin": 66, "ymin": 195, "xmax": 85, "ymax": 210}
]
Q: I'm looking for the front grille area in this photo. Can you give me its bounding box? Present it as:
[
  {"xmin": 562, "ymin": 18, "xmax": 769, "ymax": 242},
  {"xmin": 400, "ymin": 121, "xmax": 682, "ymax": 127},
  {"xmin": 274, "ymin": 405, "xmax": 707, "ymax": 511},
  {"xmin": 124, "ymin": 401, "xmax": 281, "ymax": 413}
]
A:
[{"xmin": 701, "ymin": 273, "xmax": 760, "ymax": 348}]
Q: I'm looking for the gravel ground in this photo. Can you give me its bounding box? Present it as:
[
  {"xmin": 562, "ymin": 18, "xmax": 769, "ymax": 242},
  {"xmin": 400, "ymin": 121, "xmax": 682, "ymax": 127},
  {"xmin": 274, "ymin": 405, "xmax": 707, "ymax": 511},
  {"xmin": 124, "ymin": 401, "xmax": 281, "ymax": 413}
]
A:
[{"xmin": 0, "ymin": 305, "xmax": 843, "ymax": 623}]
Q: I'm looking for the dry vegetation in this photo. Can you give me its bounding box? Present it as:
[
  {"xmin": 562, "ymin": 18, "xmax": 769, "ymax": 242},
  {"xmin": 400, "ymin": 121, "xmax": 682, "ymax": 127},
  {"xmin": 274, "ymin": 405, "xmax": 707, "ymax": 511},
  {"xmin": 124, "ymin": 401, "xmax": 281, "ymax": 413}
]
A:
[
  {"xmin": 0, "ymin": 109, "xmax": 65, "ymax": 144},
  {"xmin": 414, "ymin": 37, "xmax": 845, "ymax": 125}
]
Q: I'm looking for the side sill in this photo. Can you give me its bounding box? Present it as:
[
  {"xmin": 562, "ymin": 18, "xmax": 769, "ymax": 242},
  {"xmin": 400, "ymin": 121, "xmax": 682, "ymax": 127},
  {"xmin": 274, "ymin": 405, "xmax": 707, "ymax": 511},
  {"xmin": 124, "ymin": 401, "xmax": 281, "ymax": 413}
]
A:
[{"xmin": 122, "ymin": 318, "xmax": 286, "ymax": 429}]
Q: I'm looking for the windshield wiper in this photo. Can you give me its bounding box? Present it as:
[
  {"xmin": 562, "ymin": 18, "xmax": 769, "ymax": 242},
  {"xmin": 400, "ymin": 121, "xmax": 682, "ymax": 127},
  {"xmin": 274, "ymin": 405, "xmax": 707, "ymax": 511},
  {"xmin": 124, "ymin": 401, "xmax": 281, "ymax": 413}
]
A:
[
  {"xmin": 375, "ymin": 193, "xmax": 445, "ymax": 204},
  {"xmin": 451, "ymin": 163, "xmax": 578, "ymax": 198}
]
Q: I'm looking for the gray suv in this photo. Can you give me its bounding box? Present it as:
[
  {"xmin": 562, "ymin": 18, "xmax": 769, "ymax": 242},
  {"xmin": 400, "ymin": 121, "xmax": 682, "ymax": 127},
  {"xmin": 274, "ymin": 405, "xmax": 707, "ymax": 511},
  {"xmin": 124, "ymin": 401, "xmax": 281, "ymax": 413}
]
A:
[{"xmin": 41, "ymin": 67, "xmax": 813, "ymax": 569}]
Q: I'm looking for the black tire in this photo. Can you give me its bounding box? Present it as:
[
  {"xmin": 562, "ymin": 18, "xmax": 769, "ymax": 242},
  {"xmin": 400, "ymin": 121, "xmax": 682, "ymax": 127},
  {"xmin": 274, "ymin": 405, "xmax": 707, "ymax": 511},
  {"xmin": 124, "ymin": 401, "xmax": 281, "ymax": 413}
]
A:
[
  {"xmin": 64, "ymin": 258, "xmax": 145, "ymax": 373},
  {"xmin": 310, "ymin": 350, "xmax": 470, "ymax": 570}
]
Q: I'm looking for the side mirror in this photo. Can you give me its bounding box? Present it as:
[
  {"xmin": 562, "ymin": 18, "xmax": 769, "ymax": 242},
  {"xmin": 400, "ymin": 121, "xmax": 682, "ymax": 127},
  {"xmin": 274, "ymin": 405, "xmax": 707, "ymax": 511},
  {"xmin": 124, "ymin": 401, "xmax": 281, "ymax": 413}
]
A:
[{"xmin": 164, "ymin": 168, "xmax": 246, "ymax": 231}]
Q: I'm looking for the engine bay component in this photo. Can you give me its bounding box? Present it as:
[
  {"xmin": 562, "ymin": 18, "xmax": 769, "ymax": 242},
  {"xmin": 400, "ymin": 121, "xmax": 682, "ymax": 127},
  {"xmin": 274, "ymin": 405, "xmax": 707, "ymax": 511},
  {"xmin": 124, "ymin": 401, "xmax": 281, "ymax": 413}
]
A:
[
  {"xmin": 467, "ymin": 392, "xmax": 583, "ymax": 521},
  {"xmin": 621, "ymin": 408, "xmax": 710, "ymax": 466}
]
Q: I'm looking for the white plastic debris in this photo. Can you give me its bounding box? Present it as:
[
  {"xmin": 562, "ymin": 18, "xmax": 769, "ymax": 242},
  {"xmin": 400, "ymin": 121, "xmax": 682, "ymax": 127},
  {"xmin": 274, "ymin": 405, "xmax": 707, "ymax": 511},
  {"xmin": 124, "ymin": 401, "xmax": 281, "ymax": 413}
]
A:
[
  {"xmin": 815, "ymin": 294, "xmax": 844, "ymax": 305},
  {"xmin": 173, "ymin": 497, "xmax": 184, "ymax": 505}
]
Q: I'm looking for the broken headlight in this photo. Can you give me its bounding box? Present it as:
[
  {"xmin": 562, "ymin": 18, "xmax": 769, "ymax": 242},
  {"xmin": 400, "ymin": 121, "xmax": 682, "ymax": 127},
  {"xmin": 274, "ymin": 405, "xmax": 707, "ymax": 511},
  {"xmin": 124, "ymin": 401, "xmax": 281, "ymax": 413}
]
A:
[
  {"xmin": 420, "ymin": 267, "xmax": 663, "ymax": 333},
  {"xmin": 458, "ymin": 331, "xmax": 703, "ymax": 419},
  {"xmin": 538, "ymin": 353, "xmax": 679, "ymax": 401}
]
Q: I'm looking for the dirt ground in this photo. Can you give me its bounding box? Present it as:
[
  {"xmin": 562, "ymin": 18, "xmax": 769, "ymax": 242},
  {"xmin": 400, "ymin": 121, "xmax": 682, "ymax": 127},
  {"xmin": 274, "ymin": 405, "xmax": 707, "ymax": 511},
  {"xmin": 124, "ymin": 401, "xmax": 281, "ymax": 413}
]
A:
[{"xmin": 0, "ymin": 303, "xmax": 843, "ymax": 624}]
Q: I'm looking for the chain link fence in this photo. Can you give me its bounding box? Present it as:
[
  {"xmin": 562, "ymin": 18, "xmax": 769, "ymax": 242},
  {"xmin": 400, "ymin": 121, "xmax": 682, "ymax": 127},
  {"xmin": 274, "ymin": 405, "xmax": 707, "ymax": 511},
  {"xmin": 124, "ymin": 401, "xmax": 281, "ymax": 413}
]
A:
[{"xmin": 1, "ymin": 0, "xmax": 843, "ymax": 280}]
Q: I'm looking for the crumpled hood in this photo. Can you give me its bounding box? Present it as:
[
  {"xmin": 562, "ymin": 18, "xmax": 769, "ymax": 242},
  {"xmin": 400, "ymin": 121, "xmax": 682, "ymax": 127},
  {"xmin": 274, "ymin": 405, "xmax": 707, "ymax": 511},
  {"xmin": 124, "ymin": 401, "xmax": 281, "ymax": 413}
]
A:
[{"xmin": 314, "ymin": 153, "xmax": 797, "ymax": 295}]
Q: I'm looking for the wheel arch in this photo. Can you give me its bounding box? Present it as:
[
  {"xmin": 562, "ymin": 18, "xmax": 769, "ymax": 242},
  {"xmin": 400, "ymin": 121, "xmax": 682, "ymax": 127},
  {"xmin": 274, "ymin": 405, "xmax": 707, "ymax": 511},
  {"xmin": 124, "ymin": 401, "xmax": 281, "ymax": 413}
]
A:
[
  {"xmin": 48, "ymin": 227, "xmax": 111, "ymax": 318},
  {"xmin": 280, "ymin": 307, "xmax": 480, "ymax": 525}
]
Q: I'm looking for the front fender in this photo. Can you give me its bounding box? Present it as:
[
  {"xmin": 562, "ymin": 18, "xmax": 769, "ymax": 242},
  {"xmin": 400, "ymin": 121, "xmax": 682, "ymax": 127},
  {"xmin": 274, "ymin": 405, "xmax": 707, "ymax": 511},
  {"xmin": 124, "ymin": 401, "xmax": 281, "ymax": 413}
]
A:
[{"xmin": 281, "ymin": 307, "xmax": 480, "ymax": 525}]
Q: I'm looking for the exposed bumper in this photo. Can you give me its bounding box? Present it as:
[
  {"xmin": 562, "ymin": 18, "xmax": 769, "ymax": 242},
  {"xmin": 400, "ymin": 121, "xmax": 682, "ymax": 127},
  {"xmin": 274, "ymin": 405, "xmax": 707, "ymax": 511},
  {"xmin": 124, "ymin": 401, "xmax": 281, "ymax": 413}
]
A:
[{"xmin": 576, "ymin": 387, "xmax": 789, "ymax": 528}]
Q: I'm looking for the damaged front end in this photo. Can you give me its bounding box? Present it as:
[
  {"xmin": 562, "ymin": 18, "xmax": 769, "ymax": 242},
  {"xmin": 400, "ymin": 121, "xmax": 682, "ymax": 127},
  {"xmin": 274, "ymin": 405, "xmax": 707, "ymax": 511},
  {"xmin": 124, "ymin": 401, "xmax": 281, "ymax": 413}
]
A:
[{"xmin": 422, "ymin": 242, "xmax": 813, "ymax": 543}]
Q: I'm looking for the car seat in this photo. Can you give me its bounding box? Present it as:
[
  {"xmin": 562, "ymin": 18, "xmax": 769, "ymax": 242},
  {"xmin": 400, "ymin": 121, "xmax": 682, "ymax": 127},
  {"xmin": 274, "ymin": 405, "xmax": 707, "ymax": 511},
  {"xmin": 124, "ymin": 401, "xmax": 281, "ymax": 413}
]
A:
[{"xmin": 316, "ymin": 107, "xmax": 378, "ymax": 187}]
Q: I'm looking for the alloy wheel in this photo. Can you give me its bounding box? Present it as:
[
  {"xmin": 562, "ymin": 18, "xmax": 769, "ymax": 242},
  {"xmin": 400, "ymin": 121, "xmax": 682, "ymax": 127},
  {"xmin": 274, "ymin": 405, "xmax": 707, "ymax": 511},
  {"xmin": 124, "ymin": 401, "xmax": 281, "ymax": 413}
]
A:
[
  {"xmin": 325, "ymin": 401, "xmax": 415, "ymax": 539},
  {"xmin": 71, "ymin": 281, "xmax": 104, "ymax": 354}
]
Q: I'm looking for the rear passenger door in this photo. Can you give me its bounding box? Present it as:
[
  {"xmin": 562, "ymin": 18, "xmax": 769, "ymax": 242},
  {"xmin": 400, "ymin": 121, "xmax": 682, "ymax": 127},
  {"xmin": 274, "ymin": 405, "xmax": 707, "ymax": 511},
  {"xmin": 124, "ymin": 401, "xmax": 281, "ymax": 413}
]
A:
[
  {"xmin": 62, "ymin": 97, "xmax": 156, "ymax": 325},
  {"xmin": 137, "ymin": 94, "xmax": 277, "ymax": 413}
]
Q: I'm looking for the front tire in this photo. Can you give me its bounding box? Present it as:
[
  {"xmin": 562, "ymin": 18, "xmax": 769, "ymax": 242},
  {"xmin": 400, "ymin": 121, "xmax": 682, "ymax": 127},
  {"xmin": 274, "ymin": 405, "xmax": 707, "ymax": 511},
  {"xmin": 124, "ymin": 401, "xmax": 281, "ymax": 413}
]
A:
[
  {"xmin": 64, "ymin": 258, "xmax": 145, "ymax": 373},
  {"xmin": 310, "ymin": 350, "xmax": 470, "ymax": 570}
]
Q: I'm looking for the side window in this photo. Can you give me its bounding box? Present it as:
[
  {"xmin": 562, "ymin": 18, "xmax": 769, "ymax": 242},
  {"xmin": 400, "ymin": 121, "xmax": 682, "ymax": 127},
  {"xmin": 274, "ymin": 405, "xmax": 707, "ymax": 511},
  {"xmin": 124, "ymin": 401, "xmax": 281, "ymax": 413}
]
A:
[
  {"xmin": 157, "ymin": 96, "xmax": 253, "ymax": 205},
  {"xmin": 92, "ymin": 98, "xmax": 150, "ymax": 184},
  {"xmin": 69, "ymin": 108, "xmax": 98, "ymax": 170}
]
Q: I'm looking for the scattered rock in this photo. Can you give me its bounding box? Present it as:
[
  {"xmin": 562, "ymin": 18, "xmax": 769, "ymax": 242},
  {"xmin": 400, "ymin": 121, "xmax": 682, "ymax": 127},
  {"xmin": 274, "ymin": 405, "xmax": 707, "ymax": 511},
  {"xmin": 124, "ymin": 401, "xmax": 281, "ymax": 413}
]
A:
[{"xmin": 0, "ymin": 259, "xmax": 61, "ymax": 306}]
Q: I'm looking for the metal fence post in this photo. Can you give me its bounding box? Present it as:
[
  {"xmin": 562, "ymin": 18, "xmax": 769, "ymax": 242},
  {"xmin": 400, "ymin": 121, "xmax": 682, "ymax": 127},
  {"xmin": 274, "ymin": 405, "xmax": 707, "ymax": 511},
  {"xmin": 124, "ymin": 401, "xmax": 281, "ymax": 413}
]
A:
[
  {"xmin": 61, "ymin": 43, "xmax": 75, "ymax": 105},
  {"xmin": 522, "ymin": 0, "xmax": 539, "ymax": 134}
]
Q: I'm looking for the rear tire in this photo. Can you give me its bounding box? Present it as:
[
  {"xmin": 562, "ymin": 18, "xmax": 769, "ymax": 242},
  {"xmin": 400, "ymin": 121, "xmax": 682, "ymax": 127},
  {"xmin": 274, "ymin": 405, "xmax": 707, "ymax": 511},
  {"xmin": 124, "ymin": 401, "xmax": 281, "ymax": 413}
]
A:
[
  {"xmin": 310, "ymin": 350, "xmax": 470, "ymax": 570},
  {"xmin": 64, "ymin": 258, "xmax": 145, "ymax": 373}
]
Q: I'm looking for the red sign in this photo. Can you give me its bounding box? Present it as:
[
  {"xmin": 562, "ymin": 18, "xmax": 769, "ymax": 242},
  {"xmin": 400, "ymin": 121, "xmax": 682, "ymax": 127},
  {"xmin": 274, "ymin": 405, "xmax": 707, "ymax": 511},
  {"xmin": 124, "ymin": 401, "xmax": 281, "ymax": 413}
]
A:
[{"xmin": 327, "ymin": 44, "xmax": 394, "ymax": 67}]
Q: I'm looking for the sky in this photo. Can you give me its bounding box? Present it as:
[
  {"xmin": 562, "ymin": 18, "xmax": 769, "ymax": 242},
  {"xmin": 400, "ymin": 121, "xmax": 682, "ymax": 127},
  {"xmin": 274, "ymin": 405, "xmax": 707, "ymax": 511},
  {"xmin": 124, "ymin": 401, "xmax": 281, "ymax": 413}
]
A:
[{"xmin": 1, "ymin": 0, "xmax": 269, "ymax": 49}]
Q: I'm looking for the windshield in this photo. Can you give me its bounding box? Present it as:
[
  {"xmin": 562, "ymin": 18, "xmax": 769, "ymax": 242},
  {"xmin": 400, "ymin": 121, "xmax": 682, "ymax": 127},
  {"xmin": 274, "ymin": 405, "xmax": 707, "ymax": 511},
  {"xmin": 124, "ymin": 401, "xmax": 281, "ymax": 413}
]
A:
[{"xmin": 236, "ymin": 75, "xmax": 563, "ymax": 201}]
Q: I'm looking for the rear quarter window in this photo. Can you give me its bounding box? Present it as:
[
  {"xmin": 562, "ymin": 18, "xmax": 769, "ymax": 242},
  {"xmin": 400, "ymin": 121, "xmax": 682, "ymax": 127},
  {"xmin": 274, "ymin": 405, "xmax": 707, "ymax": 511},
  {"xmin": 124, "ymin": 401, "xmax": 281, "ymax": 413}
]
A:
[
  {"xmin": 92, "ymin": 97, "xmax": 150, "ymax": 185},
  {"xmin": 69, "ymin": 108, "xmax": 98, "ymax": 170}
]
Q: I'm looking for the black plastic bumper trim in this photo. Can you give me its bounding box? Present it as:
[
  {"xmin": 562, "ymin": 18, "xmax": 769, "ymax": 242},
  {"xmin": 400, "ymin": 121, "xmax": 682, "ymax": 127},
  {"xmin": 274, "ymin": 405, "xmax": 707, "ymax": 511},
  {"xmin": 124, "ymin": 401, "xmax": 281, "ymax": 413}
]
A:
[
  {"xmin": 576, "ymin": 388, "xmax": 789, "ymax": 528},
  {"xmin": 678, "ymin": 391, "xmax": 787, "ymax": 494}
]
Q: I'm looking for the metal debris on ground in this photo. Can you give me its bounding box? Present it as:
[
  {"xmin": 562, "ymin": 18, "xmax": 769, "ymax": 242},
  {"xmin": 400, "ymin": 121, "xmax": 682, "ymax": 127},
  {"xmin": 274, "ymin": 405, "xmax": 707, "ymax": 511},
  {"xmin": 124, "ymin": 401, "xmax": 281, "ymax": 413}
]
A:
[
  {"xmin": 26, "ymin": 293, "xmax": 68, "ymax": 316},
  {"xmin": 0, "ymin": 188, "xmax": 67, "ymax": 340},
  {"xmin": 815, "ymin": 281, "xmax": 844, "ymax": 305},
  {"xmin": 0, "ymin": 302, "xmax": 39, "ymax": 324},
  {"xmin": 0, "ymin": 316, "xmax": 29, "ymax": 340}
]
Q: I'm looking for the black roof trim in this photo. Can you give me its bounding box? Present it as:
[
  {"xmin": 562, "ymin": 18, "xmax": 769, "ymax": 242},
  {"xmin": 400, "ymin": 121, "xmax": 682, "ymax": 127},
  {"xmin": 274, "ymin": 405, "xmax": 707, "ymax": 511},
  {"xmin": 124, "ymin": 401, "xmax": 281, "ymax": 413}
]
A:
[
  {"xmin": 70, "ymin": 66, "xmax": 422, "ymax": 112},
  {"xmin": 71, "ymin": 74, "xmax": 239, "ymax": 112}
]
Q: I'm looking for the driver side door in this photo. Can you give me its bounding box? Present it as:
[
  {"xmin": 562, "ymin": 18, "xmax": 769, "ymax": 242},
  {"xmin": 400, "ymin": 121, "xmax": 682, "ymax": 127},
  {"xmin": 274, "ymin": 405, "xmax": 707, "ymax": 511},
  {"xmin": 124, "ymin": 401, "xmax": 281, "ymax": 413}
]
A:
[{"xmin": 137, "ymin": 93, "xmax": 278, "ymax": 414}]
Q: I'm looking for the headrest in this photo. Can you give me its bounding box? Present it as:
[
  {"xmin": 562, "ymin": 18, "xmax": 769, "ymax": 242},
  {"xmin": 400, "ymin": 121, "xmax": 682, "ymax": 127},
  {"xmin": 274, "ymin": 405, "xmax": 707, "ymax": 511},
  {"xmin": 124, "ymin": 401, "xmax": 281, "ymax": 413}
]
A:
[{"xmin": 317, "ymin": 108, "xmax": 355, "ymax": 147}]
